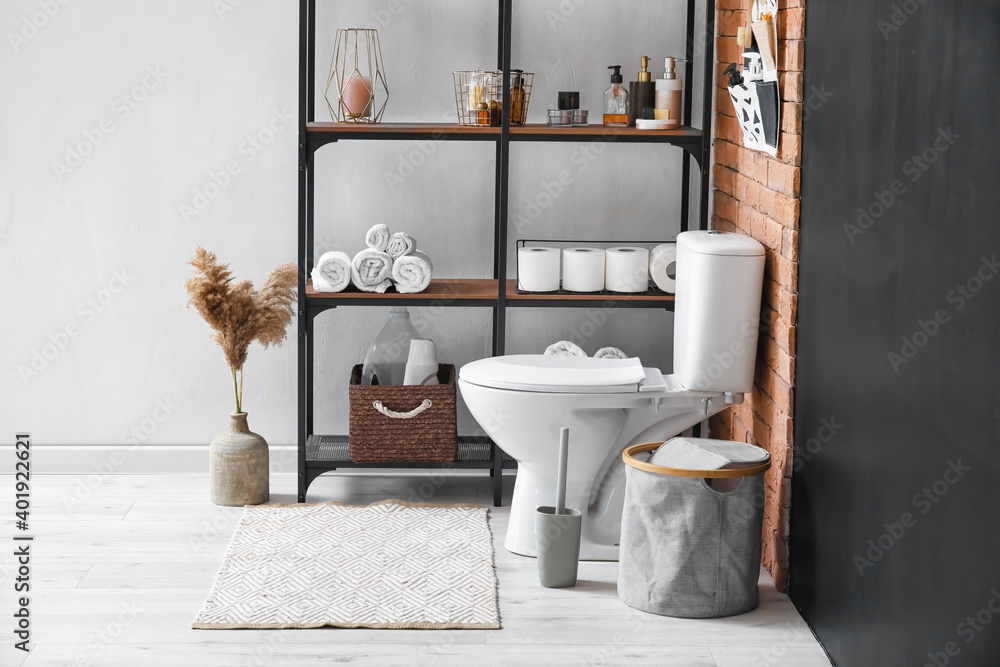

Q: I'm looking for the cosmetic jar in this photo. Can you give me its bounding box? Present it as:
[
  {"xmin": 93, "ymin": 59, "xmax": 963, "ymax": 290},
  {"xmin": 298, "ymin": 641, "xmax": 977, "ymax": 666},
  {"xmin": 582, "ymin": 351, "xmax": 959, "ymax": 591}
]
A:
[
  {"xmin": 571, "ymin": 110, "xmax": 588, "ymax": 126},
  {"xmin": 557, "ymin": 91, "xmax": 580, "ymax": 110},
  {"xmin": 547, "ymin": 109, "xmax": 573, "ymax": 127}
]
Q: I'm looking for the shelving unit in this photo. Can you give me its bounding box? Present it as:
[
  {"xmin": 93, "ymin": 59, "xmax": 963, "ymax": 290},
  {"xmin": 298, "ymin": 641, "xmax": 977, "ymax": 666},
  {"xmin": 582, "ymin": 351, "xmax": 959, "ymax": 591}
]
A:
[{"xmin": 296, "ymin": 0, "xmax": 715, "ymax": 505}]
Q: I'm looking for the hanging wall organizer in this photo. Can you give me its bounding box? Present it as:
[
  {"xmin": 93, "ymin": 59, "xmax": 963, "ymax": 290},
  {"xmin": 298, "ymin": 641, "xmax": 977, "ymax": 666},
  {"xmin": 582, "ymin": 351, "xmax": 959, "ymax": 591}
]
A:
[{"xmin": 726, "ymin": 0, "xmax": 780, "ymax": 156}]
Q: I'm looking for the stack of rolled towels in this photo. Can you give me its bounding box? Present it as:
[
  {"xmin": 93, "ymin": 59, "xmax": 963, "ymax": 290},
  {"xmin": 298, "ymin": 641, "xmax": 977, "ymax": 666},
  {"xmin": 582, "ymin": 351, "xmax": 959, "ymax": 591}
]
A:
[
  {"xmin": 544, "ymin": 341, "xmax": 630, "ymax": 359},
  {"xmin": 516, "ymin": 243, "xmax": 678, "ymax": 294},
  {"xmin": 311, "ymin": 224, "xmax": 433, "ymax": 294}
]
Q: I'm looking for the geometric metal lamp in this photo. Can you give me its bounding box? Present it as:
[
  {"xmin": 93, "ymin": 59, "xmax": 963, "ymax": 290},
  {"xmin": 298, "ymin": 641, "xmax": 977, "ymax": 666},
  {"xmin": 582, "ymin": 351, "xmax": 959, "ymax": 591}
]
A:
[{"xmin": 324, "ymin": 28, "xmax": 388, "ymax": 123}]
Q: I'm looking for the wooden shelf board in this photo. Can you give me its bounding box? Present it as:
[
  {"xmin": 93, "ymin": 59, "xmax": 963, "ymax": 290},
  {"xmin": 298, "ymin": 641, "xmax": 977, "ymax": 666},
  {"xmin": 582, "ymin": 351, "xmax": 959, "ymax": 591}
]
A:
[
  {"xmin": 504, "ymin": 280, "xmax": 675, "ymax": 304},
  {"xmin": 305, "ymin": 122, "xmax": 702, "ymax": 144},
  {"xmin": 307, "ymin": 278, "xmax": 499, "ymax": 301},
  {"xmin": 307, "ymin": 122, "xmax": 499, "ymax": 139},
  {"xmin": 509, "ymin": 124, "xmax": 702, "ymax": 143}
]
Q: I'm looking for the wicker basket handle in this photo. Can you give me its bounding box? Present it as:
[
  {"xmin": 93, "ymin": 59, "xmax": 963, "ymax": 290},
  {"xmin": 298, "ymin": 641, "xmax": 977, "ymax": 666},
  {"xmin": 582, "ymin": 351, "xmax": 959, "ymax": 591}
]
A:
[{"xmin": 372, "ymin": 399, "xmax": 433, "ymax": 419}]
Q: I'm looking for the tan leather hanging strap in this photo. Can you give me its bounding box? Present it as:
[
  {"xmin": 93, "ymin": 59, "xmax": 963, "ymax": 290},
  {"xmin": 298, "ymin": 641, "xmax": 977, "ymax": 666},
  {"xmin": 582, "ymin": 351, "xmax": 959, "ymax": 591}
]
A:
[
  {"xmin": 738, "ymin": 0, "xmax": 755, "ymax": 47},
  {"xmin": 622, "ymin": 442, "xmax": 772, "ymax": 478}
]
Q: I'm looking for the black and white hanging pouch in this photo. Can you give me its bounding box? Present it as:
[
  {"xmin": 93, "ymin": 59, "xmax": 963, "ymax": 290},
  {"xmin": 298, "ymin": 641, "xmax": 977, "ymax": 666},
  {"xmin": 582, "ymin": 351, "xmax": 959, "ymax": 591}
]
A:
[{"xmin": 725, "ymin": 0, "xmax": 780, "ymax": 156}]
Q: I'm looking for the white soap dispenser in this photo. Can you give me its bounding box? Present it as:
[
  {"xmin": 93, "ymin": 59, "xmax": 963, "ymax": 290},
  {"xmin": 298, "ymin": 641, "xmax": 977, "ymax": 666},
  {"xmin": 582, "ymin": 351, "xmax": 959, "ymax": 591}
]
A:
[{"xmin": 654, "ymin": 57, "xmax": 684, "ymax": 129}]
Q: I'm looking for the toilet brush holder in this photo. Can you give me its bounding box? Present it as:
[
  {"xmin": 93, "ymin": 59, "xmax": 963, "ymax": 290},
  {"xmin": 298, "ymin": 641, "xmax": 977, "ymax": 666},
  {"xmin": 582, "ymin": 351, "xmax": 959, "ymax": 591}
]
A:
[
  {"xmin": 536, "ymin": 506, "xmax": 582, "ymax": 588},
  {"xmin": 536, "ymin": 426, "xmax": 580, "ymax": 588}
]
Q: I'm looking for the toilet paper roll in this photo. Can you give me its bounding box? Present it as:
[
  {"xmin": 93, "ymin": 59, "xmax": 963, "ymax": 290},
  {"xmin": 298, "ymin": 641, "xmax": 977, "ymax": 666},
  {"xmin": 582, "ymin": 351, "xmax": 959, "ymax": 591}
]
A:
[
  {"xmin": 605, "ymin": 247, "xmax": 650, "ymax": 293},
  {"xmin": 649, "ymin": 243, "xmax": 678, "ymax": 293},
  {"xmin": 517, "ymin": 247, "xmax": 561, "ymax": 292},
  {"xmin": 561, "ymin": 247, "xmax": 606, "ymax": 292}
]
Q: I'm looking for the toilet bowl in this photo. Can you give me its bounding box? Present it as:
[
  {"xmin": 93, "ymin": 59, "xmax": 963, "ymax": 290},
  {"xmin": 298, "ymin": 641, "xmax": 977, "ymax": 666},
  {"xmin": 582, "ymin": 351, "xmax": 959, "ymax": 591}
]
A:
[
  {"xmin": 460, "ymin": 357, "xmax": 734, "ymax": 559},
  {"xmin": 459, "ymin": 231, "xmax": 767, "ymax": 561}
]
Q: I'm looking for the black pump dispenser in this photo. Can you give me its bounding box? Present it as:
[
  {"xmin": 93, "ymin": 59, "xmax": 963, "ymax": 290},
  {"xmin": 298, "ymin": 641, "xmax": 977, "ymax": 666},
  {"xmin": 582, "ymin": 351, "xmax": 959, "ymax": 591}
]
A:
[
  {"xmin": 628, "ymin": 56, "xmax": 655, "ymax": 127},
  {"xmin": 608, "ymin": 65, "xmax": 623, "ymax": 84},
  {"xmin": 724, "ymin": 63, "xmax": 743, "ymax": 87}
]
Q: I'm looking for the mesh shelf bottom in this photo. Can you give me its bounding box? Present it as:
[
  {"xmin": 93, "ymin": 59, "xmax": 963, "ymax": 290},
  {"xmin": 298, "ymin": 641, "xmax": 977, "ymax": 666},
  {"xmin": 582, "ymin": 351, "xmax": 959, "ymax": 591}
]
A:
[{"xmin": 306, "ymin": 435, "xmax": 513, "ymax": 464}]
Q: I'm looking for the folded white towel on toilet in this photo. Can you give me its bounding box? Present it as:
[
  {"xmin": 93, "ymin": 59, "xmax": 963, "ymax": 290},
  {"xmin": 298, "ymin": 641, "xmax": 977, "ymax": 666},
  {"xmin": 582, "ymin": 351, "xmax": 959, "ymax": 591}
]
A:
[
  {"xmin": 594, "ymin": 346, "xmax": 629, "ymax": 359},
  {"xmin": 365, "ymin": 224, "xmax": 390, "ymax": 252},
  {"xmin": 391, "ymin": 251, "xmax": 433, "ymax": 293},
  {"xmin": 386, "ymin": 232, "xmax": 416, "ymax": 259},
  {"xmin": 351, "ymin": 248, "xmax": 393, "ymax": 293},
  {"xmin": 311, "ymin": 251, "xmax": 352, "ymax": 293},
  {"xmin": 544, "ymin": 341, "xmax": 587, "ymax": 357}
]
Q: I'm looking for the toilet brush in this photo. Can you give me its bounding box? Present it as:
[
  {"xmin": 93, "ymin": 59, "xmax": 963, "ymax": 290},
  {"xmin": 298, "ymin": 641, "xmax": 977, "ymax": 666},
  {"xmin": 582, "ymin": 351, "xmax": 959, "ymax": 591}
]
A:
[
  {"xmin": 536, "ymin": 427, "xmax": 582, "ymax": 588},
  {"xmin": 556, "ymin": 427, "xmax": 569, "ymax": 515}
]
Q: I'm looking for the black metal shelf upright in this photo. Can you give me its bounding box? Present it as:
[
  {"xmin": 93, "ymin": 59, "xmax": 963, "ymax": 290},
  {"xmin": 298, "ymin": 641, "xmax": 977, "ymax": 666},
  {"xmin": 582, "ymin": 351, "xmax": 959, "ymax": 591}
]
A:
[{"xmin": 296, "ymin": 0, "xmax": 716, "ymax": 506}]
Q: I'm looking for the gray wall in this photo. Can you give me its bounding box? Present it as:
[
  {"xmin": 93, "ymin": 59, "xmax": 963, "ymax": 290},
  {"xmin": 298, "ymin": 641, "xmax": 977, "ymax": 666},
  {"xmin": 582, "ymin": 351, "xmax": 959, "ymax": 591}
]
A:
[
  {"xmin": 791, "ymin": 2, "xmax": 1000, "ymax": 665},
  {"xmin": 0, "ymin": 1, "xmax": 707, "ymax": 445}
]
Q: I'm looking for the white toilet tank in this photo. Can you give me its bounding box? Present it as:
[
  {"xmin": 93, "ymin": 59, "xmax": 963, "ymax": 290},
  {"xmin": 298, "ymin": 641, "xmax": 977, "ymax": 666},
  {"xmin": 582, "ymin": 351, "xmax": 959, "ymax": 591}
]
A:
[{"xmin": 673, "ymin": 230, "xmax": 766, "ymax": 393}]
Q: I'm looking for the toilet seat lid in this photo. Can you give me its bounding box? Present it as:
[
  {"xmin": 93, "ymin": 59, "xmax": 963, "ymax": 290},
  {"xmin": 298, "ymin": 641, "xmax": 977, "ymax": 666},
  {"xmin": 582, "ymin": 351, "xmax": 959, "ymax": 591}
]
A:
[{"xmin": 459, "ymin": 355, "xmax": 646, "ymax": 393}]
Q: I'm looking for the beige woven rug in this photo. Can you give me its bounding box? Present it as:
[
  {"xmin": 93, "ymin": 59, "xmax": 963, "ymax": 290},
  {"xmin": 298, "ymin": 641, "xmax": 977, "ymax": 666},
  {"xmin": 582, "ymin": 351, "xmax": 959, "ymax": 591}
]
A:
[{"xmin": 192, "ymin": 500, "xmax": 500, "ymax": 630}]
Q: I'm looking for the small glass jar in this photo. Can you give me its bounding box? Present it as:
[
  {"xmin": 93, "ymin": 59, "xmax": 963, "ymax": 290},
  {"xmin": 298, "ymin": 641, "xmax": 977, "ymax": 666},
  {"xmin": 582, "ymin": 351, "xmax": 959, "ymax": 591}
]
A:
[{"xmin": 476, "ymin": 102, "xmax": 491, "ymax": 126}]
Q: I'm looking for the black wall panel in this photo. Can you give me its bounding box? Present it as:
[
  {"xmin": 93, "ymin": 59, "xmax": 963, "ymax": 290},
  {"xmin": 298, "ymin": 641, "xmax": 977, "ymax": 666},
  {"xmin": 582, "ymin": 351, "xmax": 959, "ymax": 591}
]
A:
[{"xmin": 791, "ymin": 2, "xmax": 1000, "ymax": 666}]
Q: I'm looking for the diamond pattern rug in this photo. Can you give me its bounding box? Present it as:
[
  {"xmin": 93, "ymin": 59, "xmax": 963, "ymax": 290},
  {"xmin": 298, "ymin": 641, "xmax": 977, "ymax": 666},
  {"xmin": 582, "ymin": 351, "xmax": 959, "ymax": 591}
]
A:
[{"xmin": 192, "ymin": 500, "xmax": 500, "ymax": 629}]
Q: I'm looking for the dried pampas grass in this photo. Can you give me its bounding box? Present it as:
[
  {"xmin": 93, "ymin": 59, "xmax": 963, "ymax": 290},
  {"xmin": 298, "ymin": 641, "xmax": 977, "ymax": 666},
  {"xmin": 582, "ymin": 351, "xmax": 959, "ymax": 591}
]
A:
[{"xmin": 185, "ymin": 247, "xmax": 297, "ymax": 413}]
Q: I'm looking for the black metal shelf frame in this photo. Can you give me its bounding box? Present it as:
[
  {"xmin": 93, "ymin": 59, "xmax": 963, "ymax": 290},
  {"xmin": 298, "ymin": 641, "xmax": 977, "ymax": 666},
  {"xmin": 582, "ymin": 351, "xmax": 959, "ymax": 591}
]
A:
[{"xmin": 296, "ymin": 0, "xmax": 715, "ymax": 506}]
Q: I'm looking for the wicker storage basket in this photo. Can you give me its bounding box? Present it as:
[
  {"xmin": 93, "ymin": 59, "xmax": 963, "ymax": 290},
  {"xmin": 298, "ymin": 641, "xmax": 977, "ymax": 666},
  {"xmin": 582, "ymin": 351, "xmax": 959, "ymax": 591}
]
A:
[{"xmin": 348, "ymin": 364, "xmax": 457, "ymax": 462}]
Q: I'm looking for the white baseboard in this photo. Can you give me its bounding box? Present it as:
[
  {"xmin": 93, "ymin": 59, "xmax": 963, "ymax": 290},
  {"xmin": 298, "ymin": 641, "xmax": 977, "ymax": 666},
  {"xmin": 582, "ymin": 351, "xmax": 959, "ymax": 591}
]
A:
[
  {"xmin": 8, "ymin": 445, "xmax": 281, "ymax": 474},
  {"xmin": 2, "ymin": 445, "xmax": 505, "ymax": 476}
]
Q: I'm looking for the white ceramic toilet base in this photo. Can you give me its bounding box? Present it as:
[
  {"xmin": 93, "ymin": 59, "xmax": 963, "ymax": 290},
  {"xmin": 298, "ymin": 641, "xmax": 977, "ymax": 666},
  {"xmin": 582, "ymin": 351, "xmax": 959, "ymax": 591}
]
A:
[
  {"xmin": 504, "ymin": 464, "xmax": 622, "ymax": 561},
  {"xmin": 458, "ymin": 362, "xmax": 742, "ymax": 565}
]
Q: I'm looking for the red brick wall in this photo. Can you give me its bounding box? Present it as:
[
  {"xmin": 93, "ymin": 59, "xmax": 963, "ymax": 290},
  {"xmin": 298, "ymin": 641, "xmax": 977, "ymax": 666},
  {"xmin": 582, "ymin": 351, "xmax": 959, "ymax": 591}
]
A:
[{"xmin": 710, "ymin": 1, "xmax": 804, "ymax": 592}]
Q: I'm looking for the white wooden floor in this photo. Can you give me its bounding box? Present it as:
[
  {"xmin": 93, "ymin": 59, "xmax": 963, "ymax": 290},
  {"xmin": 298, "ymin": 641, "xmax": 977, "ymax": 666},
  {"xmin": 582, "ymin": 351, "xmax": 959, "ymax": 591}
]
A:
[{"xmin": 0, "ymin": 473, "xmax": 831, "ymax": 666}]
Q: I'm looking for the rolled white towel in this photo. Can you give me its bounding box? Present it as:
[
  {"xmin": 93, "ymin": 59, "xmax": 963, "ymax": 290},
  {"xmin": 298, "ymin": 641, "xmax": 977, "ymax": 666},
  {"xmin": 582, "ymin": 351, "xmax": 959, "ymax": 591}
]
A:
[
  {"xmin": 391, "ymin": 251, "xmax": 433, "ymax": 294},
  {"xmin": 594, "ymin": 346, "xmax": 629, "ymax": 359},
  {"xmin": 311, "ymin": 251, "xmax": 352, "ymax": 293},
  {"xmin": 365, "ymin": 224, "xmax": 390, "ymax": 251},
  {"xmin": 386, "ymin": 232, "xmax": 416, "ymax": 259},
  {"xmin": 351, "ymin": 248, "xmax": 393, "ymax": 293},
  {"xmin": 544, "ymin": 341, "xmax": 587, "ymax": 357}
]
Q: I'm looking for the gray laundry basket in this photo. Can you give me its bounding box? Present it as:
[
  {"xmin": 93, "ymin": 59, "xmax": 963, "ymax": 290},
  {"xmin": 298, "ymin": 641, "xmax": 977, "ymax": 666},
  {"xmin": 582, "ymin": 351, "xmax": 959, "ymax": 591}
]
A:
[{"xmin": 618, "ymin": 437, "xmax": 771, "ymax": 618}]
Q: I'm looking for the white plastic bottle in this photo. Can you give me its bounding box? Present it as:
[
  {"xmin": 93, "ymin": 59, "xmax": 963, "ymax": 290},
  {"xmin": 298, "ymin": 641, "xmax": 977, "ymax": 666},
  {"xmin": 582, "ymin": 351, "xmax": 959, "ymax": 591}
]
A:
[
  {"xmin": 360, "ymin": 307, "xmax": 422, "ymax": 385},
  {"xmin": 654, "ymin": 57, "xmax": 683, "ymax": 129}
]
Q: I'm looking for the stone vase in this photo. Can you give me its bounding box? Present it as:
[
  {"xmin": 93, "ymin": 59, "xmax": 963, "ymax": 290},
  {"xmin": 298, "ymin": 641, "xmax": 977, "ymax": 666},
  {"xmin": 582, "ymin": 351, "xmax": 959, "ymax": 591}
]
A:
[{"xmin": 210, "ymin": 412, "xmax": 269, "ymax": 506}]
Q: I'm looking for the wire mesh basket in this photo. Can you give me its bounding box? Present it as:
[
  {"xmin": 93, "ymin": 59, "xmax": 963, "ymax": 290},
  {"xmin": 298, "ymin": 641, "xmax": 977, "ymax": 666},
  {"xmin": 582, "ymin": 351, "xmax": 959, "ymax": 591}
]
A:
[{"xmin": 453, "ymin": 70, "xmax": 533, "ymax": 126}]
